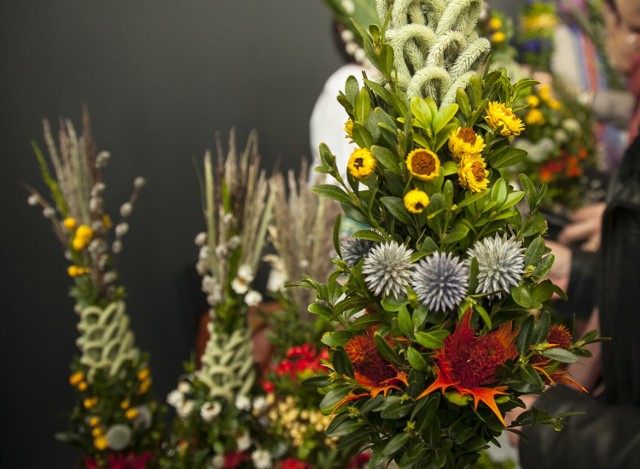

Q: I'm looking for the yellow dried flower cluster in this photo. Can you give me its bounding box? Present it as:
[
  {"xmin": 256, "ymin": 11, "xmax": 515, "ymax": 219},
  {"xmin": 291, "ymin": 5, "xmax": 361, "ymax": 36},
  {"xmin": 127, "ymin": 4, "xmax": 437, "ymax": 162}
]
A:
[
  {"xmin": 71, "ymin": 223, "xmax": 94, "ymax": 251},
  {"xmin": 449, "ymin": 127, "xmax": 490, "ymax": 193},
  {"xmin": 266, "ymin": 395, "xmax": 334, "ymax": 449}
]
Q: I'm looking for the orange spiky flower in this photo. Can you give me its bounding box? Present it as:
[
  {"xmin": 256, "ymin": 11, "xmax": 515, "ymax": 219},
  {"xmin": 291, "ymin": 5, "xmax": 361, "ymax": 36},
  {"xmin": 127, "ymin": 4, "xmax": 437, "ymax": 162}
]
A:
[
  {"xmin": 531, "ymin": 324, "xmax": 586, "ymax": 392},
  {"xmin": 418, "ymin": 310, "xmax": 518, "ymax": 426},
  {"xmin": 335, "ymin": 328, "xmax": 408, "ymax": 410}
]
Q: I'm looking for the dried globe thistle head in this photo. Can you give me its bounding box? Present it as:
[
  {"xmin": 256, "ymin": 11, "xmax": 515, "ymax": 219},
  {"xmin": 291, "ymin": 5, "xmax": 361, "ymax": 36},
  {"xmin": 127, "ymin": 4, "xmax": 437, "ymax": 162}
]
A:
[
  {"xmin": 363, "ymin": 241, "xmax": 414, "ymax": 298},
  {"xmin": 412, "ymin": 251, "xmax": 469, "ymax": 313}
]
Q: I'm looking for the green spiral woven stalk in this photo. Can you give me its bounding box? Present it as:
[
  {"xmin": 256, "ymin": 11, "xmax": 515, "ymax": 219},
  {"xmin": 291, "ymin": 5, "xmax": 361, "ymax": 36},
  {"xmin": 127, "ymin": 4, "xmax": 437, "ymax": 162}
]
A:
[
  {"xmin": 75, "ymin": 301, "xmax": 140, "ymax": 381},
  {"xmin": 196, "ymin": 325, "xmax": 255, "ymax": 402},
  {"xmin": 377, "ymin": 0, "xmax": 490, "ymax": 105}
]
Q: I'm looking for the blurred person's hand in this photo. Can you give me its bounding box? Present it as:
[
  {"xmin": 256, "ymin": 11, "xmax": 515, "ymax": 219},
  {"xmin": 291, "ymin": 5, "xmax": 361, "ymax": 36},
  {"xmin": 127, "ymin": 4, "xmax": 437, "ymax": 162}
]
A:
[{"xmin": 557, "ymin": 202, "xmax": 605, "ymax": 252}]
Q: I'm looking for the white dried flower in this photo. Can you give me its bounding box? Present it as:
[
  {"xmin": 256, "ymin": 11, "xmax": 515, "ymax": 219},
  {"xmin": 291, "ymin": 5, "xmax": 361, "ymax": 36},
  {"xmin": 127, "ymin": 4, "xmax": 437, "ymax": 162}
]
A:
[
  {"xmin": 345, "ymin": 42, "xmax": 358, "ymax": 55},
  {"xmin": 253, "ymin": 396, "xmax": 268, "ymax": 413},
  {"xmin": 342, "ymin": 0, "xmax": 355, "ymax": 14},
  {"xmin": 223, "ymin": 213, "xmax": 234, "ymax": 225},
  {"xmin": 210, "ymin": 454, "xmax": 225, "ymax": 469},
  {"xmin": 202, "ymin": 275, "xmax": 216, "ymax": 294},
  {"xmin": 91, "ymin": 182, "xmax": 106, "ymax": 196},
  {"xmin": 237, "ymin": 431, "xmax": 252, "ymax": 451},
  {"xmin": 354, "ymin": 48, "xmax": 367, "ymax": 64},
  {"xmin": 167, "ymin": 390, "xmax": 184, "ymax": 408},
  {"xmin": 244, "ymin": 290, "xmax": 262, "ymax": 307},
  {"xmin": 215, "ymin": 244, "xmax": 229, "ymax": 257},
  {"xmin": 228, "ymin": 235, "xmax": 241, "ymax": 249},
  {"xmin": 120, "ymin": 202, "xmax": 133, "ymax": 217},
  {"xmin": 89, "ymin": 197, "xmax": 100, "ymax": 212},
  {"xmin": 340, "ymin": 29, "xmax": 355, "ymax": 42},
  {"xmin": 207, "ymin": 289, "xmax": 223, "ymax": 307},
  {"xmin": 103, "ymin": 271, "xmax": 118, "ymax": 284},
  {"xmin": 43, "ymin": 207, "xmax": 56, "ymax": 218},
  {"xmin": 112, "ymin": 240, "xmax": 123, "ymax": 254},
  {"xmin": 200, "ymin": 401, "xmax": 222, "ymax": 422},
  {"xmin": 235, "ymin": 395, "xmax": 251, "ymax": 411},
  {"xmin": 96, "ymin": 151, "xmax": 111, "ymax": 168},
  {"xmin": 231, "ymin": 277, "xmax": 249, "ymax": 295},
  {"xmin": 91, "ymin": 220, "xmax": 103, "ymax": 231},
  {"xmin": 195, "ymin": 232, "xmax": 207, "ymax": 247},
  {"xmin": 251, "ymin": 449, "xmax": 272, "ymax": 469},
  {"xmin": 237, "ymin": 265, "xmax": 254, "ymax": 282},
  {"xmin": 177, "ymin": 400, "xmax": 194, "ymax": 418},
  {"xmin": 105, "ymin": 424, "xmax": 132, "ymax": 451},
  {"xmin": 563, "ymin": 118, "xmax": 581, "ymax": 134},
  {"xmin": 115, "ymin": 223, "xmax": 129, "ymax": 237},
  {"xmin": 27, "ymin": 194, "xmax": 39, "ymax": 206},
  {"xmin": 134, "ymin": 176, "xmax": 146, "ymax": 188},
  {"xmin": 133, "ymin": 405, "xmax": 152, "ymax": 429},
  {"xmin": 554, "ymin": 129, "xmax": 568, "ymax": 143},
  {"xmin": 177, "ymin": 380, "xmax": 191, "ymax": 394},
  {"xmin": 98, "ymin": 254, "xmax": 109, "ymax": 270}
]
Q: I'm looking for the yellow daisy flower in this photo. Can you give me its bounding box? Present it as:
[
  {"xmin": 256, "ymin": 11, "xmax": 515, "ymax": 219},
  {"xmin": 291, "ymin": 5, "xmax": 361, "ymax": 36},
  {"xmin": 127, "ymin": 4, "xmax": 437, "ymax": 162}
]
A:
[
  {"xmin": 406, "ymin": 148, "xmax": 440, "ymax": 181},
  {"xmin": 77, "ymin": 381, "xmax": 88, "ymax": 392},
  {"xmin": 404, "ymin": 189, "xmax": 430, "ymax": 214},
  {"xmin": 484, "ymin": 102, "xmax": 525, "ymax": 138},
  {"xmin": 348, "ymin": 148, "xmax": 376, "ymax": 179},
  {"xmin": 89, "ymin": 416, "xmax": 100, "ymax": 427},
  {"xmin": 83, "ymin": 397, "xmax": 98, "ymax": 409},
  {"xmin": 458, "ymin": 156, "xmax": 490, "ymax": 193},
  {"xmin": 489, "ymin": 17, "xmax": 502, "ymax": 30},
  {"xmin": 125, "ymin": 408, "xmax": 138, "ymax": 420},
  {"xmin": 448, "ymin": 127, "xmax": 485, "ymax": 160},
  {"xmin": 525, "ymin": 109, "xmax": 545, "ymax": 125}
]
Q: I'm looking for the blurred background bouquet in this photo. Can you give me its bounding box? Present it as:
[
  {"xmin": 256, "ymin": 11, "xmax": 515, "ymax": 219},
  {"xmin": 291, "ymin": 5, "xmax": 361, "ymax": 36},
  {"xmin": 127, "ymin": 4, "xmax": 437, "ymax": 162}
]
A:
[
  {"xmin": 260, "ymin": 164, "xmax": 368, "ymax": 468},
  {"xmin": 301, "ymin": 0, "xmax": 598, "ymax": 467},
  {"xmin": 24, "ymin": 109, "xmax": 165, "ymax": 468},
  {"xmin": 162, "ymin": 130, "xmax": 276, "ymax": 468},
  {"xmin": 517, "ymin": 0, "xmax": 558, "ymax": 73}
]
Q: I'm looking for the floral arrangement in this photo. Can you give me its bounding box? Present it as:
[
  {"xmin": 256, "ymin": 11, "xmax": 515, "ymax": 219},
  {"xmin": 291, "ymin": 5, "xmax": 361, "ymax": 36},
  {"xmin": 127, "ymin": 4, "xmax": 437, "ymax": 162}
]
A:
[
  {"xmin": 162, "ymin": 130, "xmax": 275, "ymax": 469},
  {"xmin": 260, "ymin": 165, "xmax": 368, "ymax": 467},
  {"xmin": 512, "ymin": 82, "xmax": 602, "ymax": 220},
  {"xmin": 517, "ymin": 0, "xmax": 558, "ymax": 73},
  {"xmin": 24, "ymin": 109, "xmax": 165, "ymax": 467},
  {"xmin": 300, "ymin": 0, "xmax": 597, "ymax": 467}
]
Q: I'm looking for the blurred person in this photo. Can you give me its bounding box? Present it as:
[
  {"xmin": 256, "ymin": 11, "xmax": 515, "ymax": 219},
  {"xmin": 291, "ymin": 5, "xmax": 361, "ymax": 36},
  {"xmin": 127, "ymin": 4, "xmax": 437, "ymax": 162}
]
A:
[{"xmin": 510, "ymin": 0, "xmax": 640, "ymax": 466}]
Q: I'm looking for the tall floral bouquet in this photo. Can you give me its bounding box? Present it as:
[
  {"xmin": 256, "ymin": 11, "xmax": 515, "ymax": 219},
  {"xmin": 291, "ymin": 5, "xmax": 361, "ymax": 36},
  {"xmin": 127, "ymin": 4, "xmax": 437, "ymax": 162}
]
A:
[
  {"xmin": 24, "ymin": 109, "xmax": 165, "ymax": 468},
  {"xmin": 512, "ymin": 82, "xmax": 602, "ymax": 221},
  {"xmin": 260, "ymin": 165, "xmax": 368, "ymax": 468},
  {"xmin": 163, "ymin": 130, "xmax": 275, "ymax": 469},
  {"xmin": 301, "ymin": 1, "xmax": 597, "ymax": 467},
  {"xmin": 517, "ymin": 0, "xmax": 558, "ymax": 73}
]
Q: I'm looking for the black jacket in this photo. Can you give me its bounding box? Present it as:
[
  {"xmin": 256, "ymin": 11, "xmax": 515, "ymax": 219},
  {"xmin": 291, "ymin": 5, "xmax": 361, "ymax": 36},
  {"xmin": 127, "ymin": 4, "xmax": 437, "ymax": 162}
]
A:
[{"xmin": 519, "ymin": 135, "xmax": 640, "ymax": 468}]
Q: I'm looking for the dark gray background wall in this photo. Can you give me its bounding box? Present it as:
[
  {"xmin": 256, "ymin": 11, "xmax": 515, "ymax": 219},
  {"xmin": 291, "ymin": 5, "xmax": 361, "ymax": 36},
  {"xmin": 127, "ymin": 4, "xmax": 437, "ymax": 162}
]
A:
[{"xmin": 0, "ymin": 1, "xmax": 343, "ymax": 466}]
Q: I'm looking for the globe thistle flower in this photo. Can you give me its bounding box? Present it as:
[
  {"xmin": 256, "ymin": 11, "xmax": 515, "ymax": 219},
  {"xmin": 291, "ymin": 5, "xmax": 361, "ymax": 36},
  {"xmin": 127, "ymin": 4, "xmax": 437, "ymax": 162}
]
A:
[
  {"xmin": 484, "ymin": 102, "xmax": 525, "ymax": 138},
  {"xmin": 412, "ymin": 251, "xmax": 469, "ymax": 313},
  {"xmin": 362, "ymin": 241, "xmax": 414, "ymax": 298},
  {"xmin": 105, "ymin": 424, "xmax": 132, "ymax": 451},
  {"xmin": 403, "ymin": 189, "xmax": 430, "ymax": 214},
  {"xmin": 458, "ymin": 156, "xmax": 490, "ymax": 193},
  {"xmin": 467, "ymin": 234, "xmax": 526, "ymax": 295},
  {"xmin": 347, "ymin": 147, "xmax": 376, "ymax": 179},
  {"xmin": 448, "ymin": 127, "xmax": 485, "ymax": 160},
  {"xmin": 406, "ymin": 148, "xmax": 440, "ymax": 181},
  {"xmin": 340, "ymin": 237, "xmax": 375, "ymax": 266}
]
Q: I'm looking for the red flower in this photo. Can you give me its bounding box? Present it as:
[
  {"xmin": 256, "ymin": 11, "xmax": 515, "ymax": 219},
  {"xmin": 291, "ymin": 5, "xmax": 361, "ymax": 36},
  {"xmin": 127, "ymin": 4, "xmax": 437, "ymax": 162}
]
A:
[
  {"xmin": 531, "ymin": 324, "xmax": 586, "ymax": 391},
  {"xmin": 262, "ymin": 379, "xmax": 275, "ymax": 393},
  {"xmin": 84, "ymin": 452, "xmax": 153, "ymax": 469},
  {"xmin": 418, "ymin": 310, "xmax": 518, "ymax": 426},
  {"xmin": 347, "ymin": 452, "xmax": 372, "ymax": 469},
  {"xmin": 224, "ymin": 450, "xmax": 249, "ymax": 468},
  {"xmin": 279, "ymin": 458, "xmax": 311, "ymax": 469}
]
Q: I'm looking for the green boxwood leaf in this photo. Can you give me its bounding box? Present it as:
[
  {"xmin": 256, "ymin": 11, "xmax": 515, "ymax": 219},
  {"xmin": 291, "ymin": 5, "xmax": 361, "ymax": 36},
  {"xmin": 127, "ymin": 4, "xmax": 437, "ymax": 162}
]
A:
[
  {"xmin": 382, "ymin": 433, "xmax": 412, "ymax": 456},
  {"xmin": 407, "ymin": 346, "xmax": 428, "ymax": 371},
  {"xmin": 414, "ymin": 330, "xmax": 448, "ymax": 349},
  {"xmin": 313, "ymin": 184, "xmax": 352, "ymax": 205},
  {"xmin": 541, "ymin": 347, "xmax": 579, "ymax": 363},
  {"xmin": 371, "ymin": 145, "xmax": 400, "ymax": 174},
  {"xmin": 333, "ymin": 347, "xmax": 355, "ymax": 378},
  {"xmin": 398, "ymin": 305, "xmax": 414, "ymax": 338},
  {"xmin": 321, "ymin": 330, "xmax": 353, "ymax": 348},
  {"xmin": 302, "ymin": 375, "xmax": 331, "ymax": 388}
]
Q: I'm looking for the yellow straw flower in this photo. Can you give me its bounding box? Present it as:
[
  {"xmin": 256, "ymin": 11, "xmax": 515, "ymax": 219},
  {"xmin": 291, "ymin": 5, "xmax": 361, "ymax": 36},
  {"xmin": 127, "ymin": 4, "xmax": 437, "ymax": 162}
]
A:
[
  {"xmin": 63, "ymin": 217, "xmax": 77, "ymax": 230},
  {"xmin": 83, "ymin": 397, "xmax": 98, "ymax": 409},
  {"xmin": 78, "ymin": 381, "xmax": 88, "ymax": 392},
  {"xmin": 89, "ymin": 416, "xmax": 100, "ymax": 427},
  {"xmin": 75, "ymin": 225, "xmax": 93, "ymax": 240},
  {"xmin": 458, "ymin": 156, "xmax": 490, "ymax": 193},
  {"xmin": 69, "ymin": 371, "xmax": 85, "ymax": 386},
  {"xmin": 448, "ymin": 127, "xmax": 485, "ymax": 160},
  {"xmin": 125, "ymin": 408, "xmax": 138, "ymax": 420},
  {"xmin": 348, "ymin": 148, "xmax": 376, "ymax": 179},
  {"xmin": 484, "ymin": 102, "xmax": 525, "ymax": 138},
  {"xmin": 491, "ymin": 31, "xmax": 506, "ymax": 43},
  {"xmin": 121, "ymin": 399, "xmax": 130, "ymax": 410},
  {"xmin": 404, "ymin": 189, "xmax": 430, "ymax": 214},
  {"xmin": 489, "ymin": 17, "xmax": 502, "ymax": 30},
  {"xmin": 525, "ymin": 109, "xmax": 545, "ymax": 125},
  {"xmin": 344, "ymin": 119, "xmax": 354, "ymax": 142},
  {"xmin": 526, "ymin": 95, "xmax": 540, "ymax": 107},
  {"xmin": 406, "ymin": 148, "xmax": 440, "ymax": 181},
  {"xmin": 137, "ymin": 368, "xmax": 150, "ymax": 381},
  {"xmin": 92, "ymin": 427, "xmax": 104, "ymax": 438},
  {"xmin": 94, "ymin": 436, "xmax": 108, "ymax": 451},
  {"xmin": 137, "ymin": 378, "xmax": 152, "ymax": 394}
]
